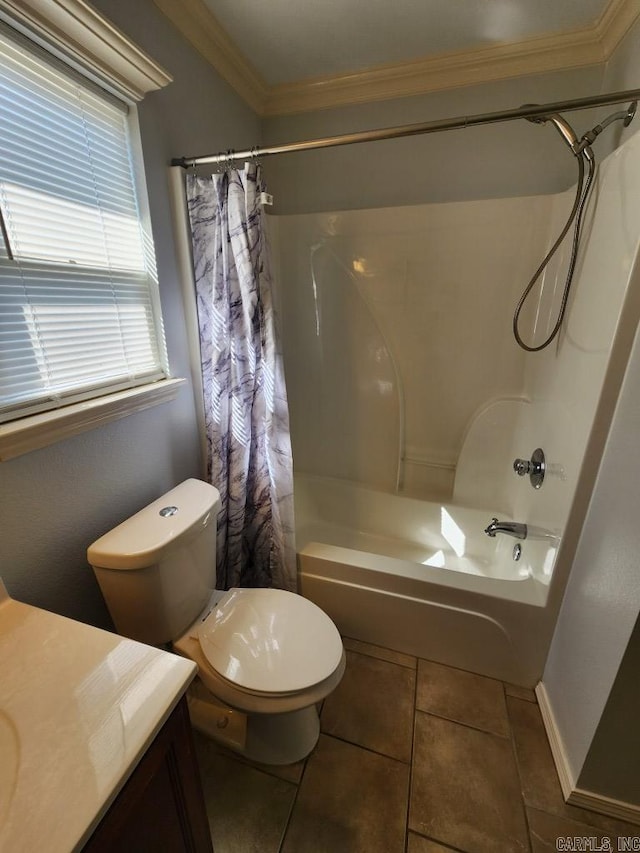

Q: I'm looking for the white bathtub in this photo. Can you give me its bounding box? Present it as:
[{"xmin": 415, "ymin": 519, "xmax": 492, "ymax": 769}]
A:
[{"xmin": 295, "ymin": 475, "xmax": 558, "ymax": 687}]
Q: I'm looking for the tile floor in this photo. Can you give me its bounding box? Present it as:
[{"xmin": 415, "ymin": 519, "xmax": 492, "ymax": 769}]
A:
[{"xmin": 193, "ymin": 637, "xmax": 639, "ymax": 853}]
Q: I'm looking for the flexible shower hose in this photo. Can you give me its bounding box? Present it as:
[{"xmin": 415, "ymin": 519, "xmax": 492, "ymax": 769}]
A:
[{"xmin": 513, "ymin": 147, "xmax": 596, "ymax": 352}]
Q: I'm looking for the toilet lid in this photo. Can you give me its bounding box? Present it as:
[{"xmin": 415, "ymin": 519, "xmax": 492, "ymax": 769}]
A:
[{"xmin": 197, "ymin": 588, "xmax": 343, "ymax": 693}]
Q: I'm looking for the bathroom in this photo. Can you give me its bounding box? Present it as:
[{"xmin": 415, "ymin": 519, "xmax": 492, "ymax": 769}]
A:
[{"xmin": 1, "ymin": 0, "xmax": 640, "ymax": 849}]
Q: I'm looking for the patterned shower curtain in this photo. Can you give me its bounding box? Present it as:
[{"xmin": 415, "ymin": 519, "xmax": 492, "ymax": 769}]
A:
[{"xmin": 186, "ymin": 164, "xmax": 296, "ymax": 591}]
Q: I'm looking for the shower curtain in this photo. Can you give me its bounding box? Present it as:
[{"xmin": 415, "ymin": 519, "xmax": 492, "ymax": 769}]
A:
[{"xmin": 186, "ymin": 164, "xmax": 296, "ymax": 591}]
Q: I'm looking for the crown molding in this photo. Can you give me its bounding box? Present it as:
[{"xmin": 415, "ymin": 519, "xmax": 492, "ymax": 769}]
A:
[
  {"xmin": 154, "ymin": 0, "xmax": 640, "ymax": 117},
  {"xmin": 264, "ymin": 0, "xmax": 639, "ymax": 116},
  {"xmin": 264, "ymin": 32, "xmax": 602, "ymax": 117},
  {"xmin": 598, "ymin": 0, "xmax": 640, "ymax": 56},
  {"xmin": 152, "ymin": 0, "xmax": 267, "ymax": 114},
  {"xmin": 0, "ymin": 0, "xmax": 172, "ymax": 101}
]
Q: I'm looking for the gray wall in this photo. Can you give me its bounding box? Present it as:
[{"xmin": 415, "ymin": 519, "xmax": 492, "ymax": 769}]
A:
[
  {"xmin": 541, "ymin": 309, "xmax": 640, "ymax": 797},
  {"xmin": 540, "ymin": 15, "xmax": 640, "ymax": 806},
  {"xmin": 261, "ymin": 66, "xmax": 605, "ymax": 214},
  {"xmin": 578, "ymin": 614, "xmax": 640, "ymax": 803},
  {"xmin": 0, "ymin": 0, "xmax": 259, "ymax": 627}
]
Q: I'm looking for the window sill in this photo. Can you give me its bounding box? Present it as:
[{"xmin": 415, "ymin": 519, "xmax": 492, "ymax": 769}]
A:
[{"xmin": 0, "ymin": 378, "xmax": 186, "ymax": 462}]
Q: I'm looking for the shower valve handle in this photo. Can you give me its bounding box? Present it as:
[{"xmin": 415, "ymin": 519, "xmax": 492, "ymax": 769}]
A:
[
  {"xmin": 513, "ymin": 448, "xmax": 546, "ymax": 489},
  {"xmin": 513, "ymin": 459, "xmax": 532, "ymax": 476}
]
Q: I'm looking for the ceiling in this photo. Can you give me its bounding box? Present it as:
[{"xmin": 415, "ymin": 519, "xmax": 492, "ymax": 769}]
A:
[
  {"xmin": 153, "ymin": 0, "xmax": 639, "ymax": 115},
  {"xmin": 201, "ymin": 0, "xmax": 609, "ymax": 85}
]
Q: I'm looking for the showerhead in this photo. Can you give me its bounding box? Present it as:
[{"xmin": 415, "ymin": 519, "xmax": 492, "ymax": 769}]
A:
[
  {"xmin": 543, "ymin": 114, "xmax": 580, "ymax": 151},
  {"xmin": 522, "ymin": 105, "xmax": 580, "ymax": 153},
  {"xmin": 623, "ymin": 100, "xmax": 637, "ymax": 126}
]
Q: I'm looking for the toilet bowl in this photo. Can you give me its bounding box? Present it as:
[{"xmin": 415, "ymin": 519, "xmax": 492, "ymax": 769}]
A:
[
  {"xmin": 88, "ymin": 479, "xmax": 345, "ymax": 765},
  {"xmin": 175, "ymin": 587, "xmax": 345, "ymax": 764}
]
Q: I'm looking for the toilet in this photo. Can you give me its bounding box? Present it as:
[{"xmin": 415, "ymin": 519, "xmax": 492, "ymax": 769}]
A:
[{"xmin": 87, "ymin": 478, "xmax": 345, "ymax": 765}]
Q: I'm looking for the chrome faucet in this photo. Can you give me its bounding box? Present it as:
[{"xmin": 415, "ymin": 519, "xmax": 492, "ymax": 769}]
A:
[{"xmin": 484, "ymin": 517, "xmax": 528, "ymax": 540}]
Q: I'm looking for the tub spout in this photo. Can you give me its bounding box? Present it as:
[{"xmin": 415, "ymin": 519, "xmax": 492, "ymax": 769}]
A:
[{"xmin": 484, "ymin": 517, "xmax": 528, "ymax": 540}]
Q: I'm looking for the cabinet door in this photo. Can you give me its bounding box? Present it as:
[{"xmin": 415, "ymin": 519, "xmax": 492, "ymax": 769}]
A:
[{"xmin": 84, "ymin": 696, "xmax": 213, "ymax": 853}]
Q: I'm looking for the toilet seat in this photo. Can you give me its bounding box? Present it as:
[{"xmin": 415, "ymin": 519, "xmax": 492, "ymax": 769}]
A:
[
  {"xmin": 172, "ymin": 588, "xmax": 346, "ymax": 717},
  {"xmin": 197, "ymin": 587, "xmax": 344, "ymax": 694},
  {"xmin": 174, "ymin": 627, "xmax": 345, "ymax": 715}
]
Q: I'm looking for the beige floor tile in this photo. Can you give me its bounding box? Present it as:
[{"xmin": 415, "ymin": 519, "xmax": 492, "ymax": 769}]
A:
[
  {"xmin": 281, "ymin": 734, "xmax": 410, "ymax": 853},
  {"xmin": 508, "ymin": 697, "xmax": 640, "ymax": 836},
  {"xmin": 526, "ymin": 807, "xmax": 629, "ymax": 852},
  {"xmin": 193, "ymin": 731, "xmax": 306, "ymax": 784},
  {"xmin": 506, "ymin": 695, "xmax": 567, "ymax": 814},
  {"xmin": 410, "ymin": 711, "xmax": 529, "ymax": 852},
  {"xmin": 321, "ymin": 649, "xmax": 415, "ymax": 761},
  {"xmin": 407, "ymin": 831, "xmax": 460, "ymax": 852},
  {"xmin": 194, "ymin": 734, "xmax": 297, "ymax": 853},
  {"xmin": 416, "ymin": 658, "xmax": 510, "ymax": 737},
  {"xmin": 342, "ymin": 636, "xmax": 417, "ymax": 669},
  {"xmin": 505, "ymin": 683, "xmax": 537, "ymax": 702}
]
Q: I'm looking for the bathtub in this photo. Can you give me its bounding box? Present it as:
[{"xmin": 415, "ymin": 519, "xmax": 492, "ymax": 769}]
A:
[{"xmin": 295, "ymin": 475, "xmax": 558, "ymax": 687}]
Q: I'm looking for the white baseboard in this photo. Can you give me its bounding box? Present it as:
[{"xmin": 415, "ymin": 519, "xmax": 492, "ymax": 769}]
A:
[
  {"xmin": 567, "ymin": 788, "xmax": 640, "ymax": 826},
  {"xmin": 535, "ymin": 682, "xmax": 640, "ymax": 826},
  {"xmin": 535, "ymin": 682, "xmax": 576, "ymax": 799}
]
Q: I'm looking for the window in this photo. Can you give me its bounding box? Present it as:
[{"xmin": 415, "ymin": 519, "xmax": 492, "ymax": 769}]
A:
[{"xmin": 0, "ymin": 22, "xmax": 168, "ymax": 426}]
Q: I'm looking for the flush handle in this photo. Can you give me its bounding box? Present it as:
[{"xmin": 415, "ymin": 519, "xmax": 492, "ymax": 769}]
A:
[
  {"xmin": 159, "ymin": 505, "xmax": 179, "ymax": 517},
  {"xmin": 513, "ymin": 448, "xmax": 546, "ymax": 489}
]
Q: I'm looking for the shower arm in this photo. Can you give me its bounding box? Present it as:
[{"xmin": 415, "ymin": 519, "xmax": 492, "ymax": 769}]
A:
[{"xmin": 575, "ymin": 102, "xmax": 637, "ymax": 153}]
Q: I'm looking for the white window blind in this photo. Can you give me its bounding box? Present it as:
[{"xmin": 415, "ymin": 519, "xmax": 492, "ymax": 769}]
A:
[{"xmin": 0, "ymin": 24, "xmax": 167, "ymax": 424}]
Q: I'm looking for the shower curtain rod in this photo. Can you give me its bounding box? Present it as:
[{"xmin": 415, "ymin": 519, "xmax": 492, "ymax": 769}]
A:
[{"xmin": 172, "ymin": 88, "xmax": 640, "ymax": 169}]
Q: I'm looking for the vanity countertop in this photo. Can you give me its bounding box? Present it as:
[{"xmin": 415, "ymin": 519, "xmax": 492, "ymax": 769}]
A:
[{"xmin": 0, "ymin": 582, "xmax": 197, "ymax": 852}]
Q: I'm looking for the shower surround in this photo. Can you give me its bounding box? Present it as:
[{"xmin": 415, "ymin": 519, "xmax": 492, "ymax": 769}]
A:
[
  {"xmin": 272, "ymin": 194, "xmax": 547, "ymax": 500},
  {"xmin": 271, "ymin": 129, "xmax": 640, "ymax": 684}
]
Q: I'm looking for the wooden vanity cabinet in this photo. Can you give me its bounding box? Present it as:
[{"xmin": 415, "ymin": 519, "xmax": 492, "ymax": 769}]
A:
[{"xmin": 83, "ymin": 697, "xmax": 213, "ymax": 853}]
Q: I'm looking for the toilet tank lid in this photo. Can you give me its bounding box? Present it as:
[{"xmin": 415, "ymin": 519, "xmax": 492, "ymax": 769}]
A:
[{"xmin": 87, "ymin": 479, "xmax": 221, "ymax": 571}]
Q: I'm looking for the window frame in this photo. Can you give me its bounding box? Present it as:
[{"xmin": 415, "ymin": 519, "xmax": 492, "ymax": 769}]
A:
[{"xmin": 0, "ymin": 0, "xmax": 182, "ymax": 461}]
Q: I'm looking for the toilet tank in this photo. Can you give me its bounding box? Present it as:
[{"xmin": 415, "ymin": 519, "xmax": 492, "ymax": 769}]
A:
[{"xmin": 88, "ymin": 479, "xmax": 221, "ymax": 645}]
